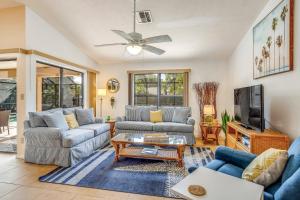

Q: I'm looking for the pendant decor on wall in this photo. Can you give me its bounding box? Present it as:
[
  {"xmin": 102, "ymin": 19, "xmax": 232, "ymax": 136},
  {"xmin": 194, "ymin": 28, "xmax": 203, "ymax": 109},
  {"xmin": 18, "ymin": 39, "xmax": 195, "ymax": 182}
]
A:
[
  {"xmin": 106, "ymin": 78, "xmax": 120, "ymax": 93},
  {"xmin": 253, "ymin": 0, "xmax": 294, "ymax": 79}
]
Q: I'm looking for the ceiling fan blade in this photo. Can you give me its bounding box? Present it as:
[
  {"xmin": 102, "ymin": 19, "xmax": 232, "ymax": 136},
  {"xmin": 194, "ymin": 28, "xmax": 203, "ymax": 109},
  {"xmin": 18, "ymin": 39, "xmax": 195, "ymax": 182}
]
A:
[
  {"xmin": 142, "ymin": 35, "xmax": 172, "ymax": 44},
  {"xmin": 112, "ymin": 30, "xmax": 134, "ymax": 42},
  {"xmin": 143, "ymin": 45, "xmax": 165, "ymax": 55},
  {"xmin": 94, "ymin": 43, "xmax": 127, "ymax": 47}
]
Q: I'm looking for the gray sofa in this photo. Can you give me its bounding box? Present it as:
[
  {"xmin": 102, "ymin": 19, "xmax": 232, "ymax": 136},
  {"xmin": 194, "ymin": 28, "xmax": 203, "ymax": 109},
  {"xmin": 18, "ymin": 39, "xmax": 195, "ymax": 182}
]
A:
[
  {"xmin": 116, "ymin": 106, "xmax": 195, "ymax": 145},
  {"xmin": 24, "ymin": 107, "xmax": 110, "ymax": 167}
]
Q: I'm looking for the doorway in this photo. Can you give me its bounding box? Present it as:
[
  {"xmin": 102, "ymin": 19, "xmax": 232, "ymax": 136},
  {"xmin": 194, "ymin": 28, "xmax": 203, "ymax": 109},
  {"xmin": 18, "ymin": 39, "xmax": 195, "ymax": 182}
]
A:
[{"xmin": 0, "ymin": 59, "xmax": 17, "ymax": 153}]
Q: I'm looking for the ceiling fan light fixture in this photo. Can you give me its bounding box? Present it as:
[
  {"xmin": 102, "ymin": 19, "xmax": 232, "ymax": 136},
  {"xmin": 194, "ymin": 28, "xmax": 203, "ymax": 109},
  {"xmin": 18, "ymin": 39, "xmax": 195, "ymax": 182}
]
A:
[{"xmin": 126, "ymin": 45, "xmax": 142, "ymax": 55}]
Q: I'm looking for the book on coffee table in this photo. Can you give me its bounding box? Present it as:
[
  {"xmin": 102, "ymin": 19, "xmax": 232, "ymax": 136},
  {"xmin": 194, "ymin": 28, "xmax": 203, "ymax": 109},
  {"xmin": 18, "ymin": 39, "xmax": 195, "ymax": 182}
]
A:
[{"xmin": 141, "ymin": 148, "xmax": 158, "ymax": 155}]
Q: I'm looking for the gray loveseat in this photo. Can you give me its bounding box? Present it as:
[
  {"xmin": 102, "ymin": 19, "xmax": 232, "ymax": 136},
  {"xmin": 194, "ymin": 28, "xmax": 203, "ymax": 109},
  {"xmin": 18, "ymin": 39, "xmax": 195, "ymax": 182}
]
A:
[
  {"xmin": 116, "ymin": 106, "xmax": 195, "ymax": 145},
  {"xmin": 24, "ymin": 107, "xmax": 110, "ymax": 167}
]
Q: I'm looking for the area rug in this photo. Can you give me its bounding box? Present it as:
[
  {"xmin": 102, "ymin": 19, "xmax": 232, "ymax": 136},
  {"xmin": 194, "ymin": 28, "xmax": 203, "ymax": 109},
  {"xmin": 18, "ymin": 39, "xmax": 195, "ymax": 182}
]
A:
[{"xmin": 39, "ymin": 146, "xmax": 214, "ymax": 198}]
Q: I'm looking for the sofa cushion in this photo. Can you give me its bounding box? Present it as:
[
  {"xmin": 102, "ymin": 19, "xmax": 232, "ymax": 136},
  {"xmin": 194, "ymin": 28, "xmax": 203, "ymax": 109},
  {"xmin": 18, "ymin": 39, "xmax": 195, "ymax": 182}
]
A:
[
  {"xmin": 160, "ymin": 107, "xmax": 175, "ymax": 122},
  {"xmin": 64, "ymin": 114, "xmax": 79, "ymax": 129},
  {"xmin": 75, "ymin": 108, "xmax": 95, "ymax": 126},
  {"xmin": 206, "ymin": 159, "xmax": 226, "ymax": 171},
  {"xmin": 242, "ymin": 148, "xmax": 288, "ymax": 187},
  {"xmin": 78, "ymin": 123, "xmax": 110, "ymax": 136},
  {"xmin": 125, "ymin": 106, "xmax": 142, "ymax": 121},
  {"xmin": 274, "ymin": 168, "xmax": 300, "ymax": 200},
  {"xmin": 218, "ymin": 163, "xmax": 244, "ymax": 178},
  {"xmin": 138, "ymin": 106, "xmax": 157, "ymax": 121},
  {"xmin": 153, "ymin": 122, "xmax": 193, "ymax": 133},
  {"xmin": 172, "ymin": 107, "xmax": 191, "ymax": 123},
  {"xmin": 62, "ymin": 129, "xmax": 94, "ymax": 148},
  {"xmin": 288, "ymin": 137, "xmax": 300, "ymax": 156},
  {"xmin": 29, "ymin": 108, "xmax": 62, "ymax": 128},
  {"xmin": 150, "ymin": 110, "xmax": 163, "ymax": 123},
  {"xmin": 63, "ymin": 107, "xmax": 82, "ymax": 115},
  {"xmin": 42, "ymin": 111, "xmax": 69, "ymax": 131},
  {"xmin": 281, "ymin": 154, "xmax": 300, "ymax": 183},
  {"xmin": 116, "ymin": 121, "xmax": 153, "ymax": 131}
]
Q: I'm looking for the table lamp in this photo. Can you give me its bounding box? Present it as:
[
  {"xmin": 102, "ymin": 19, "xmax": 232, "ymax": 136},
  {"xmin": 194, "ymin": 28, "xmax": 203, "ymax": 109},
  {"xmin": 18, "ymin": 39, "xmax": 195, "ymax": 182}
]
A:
[
  {"xmin": 97, "ymin": 89, "xmax": 107, "ymax": 117},
  {"xmin": 203, "ymin": 105, "xmax": 215, "ymax": 123}
]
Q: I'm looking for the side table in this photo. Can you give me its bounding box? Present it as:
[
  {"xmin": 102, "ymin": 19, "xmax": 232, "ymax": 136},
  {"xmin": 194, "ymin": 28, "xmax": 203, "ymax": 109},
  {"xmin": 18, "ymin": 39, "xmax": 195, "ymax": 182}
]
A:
[
  {"xmin": 106, "ymin": 120, "xmax": 116, "ymax": 138},
  {"xmin": 200, "ymin": 122, "xmax": 221, "ymax": 145}
]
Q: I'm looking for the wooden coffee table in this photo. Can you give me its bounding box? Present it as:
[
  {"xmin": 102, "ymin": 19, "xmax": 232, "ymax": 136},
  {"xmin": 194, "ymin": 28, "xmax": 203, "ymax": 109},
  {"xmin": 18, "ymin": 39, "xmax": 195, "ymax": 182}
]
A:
[{"xmin": 111, "ymin": 133, "xmax": 187, "ymax": 167}]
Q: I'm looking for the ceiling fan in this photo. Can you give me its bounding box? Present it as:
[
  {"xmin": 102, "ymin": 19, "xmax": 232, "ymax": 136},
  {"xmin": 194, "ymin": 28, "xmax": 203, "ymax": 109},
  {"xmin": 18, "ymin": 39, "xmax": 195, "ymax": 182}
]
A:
[{"xmin": 94, "ymin": 0, "xmax": 172, "ymax": 55}]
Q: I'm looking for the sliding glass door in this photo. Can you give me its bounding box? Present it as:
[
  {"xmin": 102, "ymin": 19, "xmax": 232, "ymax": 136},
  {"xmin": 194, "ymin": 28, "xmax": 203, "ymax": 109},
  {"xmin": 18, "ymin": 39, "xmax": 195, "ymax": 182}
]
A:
[
  {"xmin": 36, "ymin": 62, "xmax": 84, "ymax": 111},
  {"xmin": 62, "ymin": 69, "xmax": 83, "ymax": 108}
]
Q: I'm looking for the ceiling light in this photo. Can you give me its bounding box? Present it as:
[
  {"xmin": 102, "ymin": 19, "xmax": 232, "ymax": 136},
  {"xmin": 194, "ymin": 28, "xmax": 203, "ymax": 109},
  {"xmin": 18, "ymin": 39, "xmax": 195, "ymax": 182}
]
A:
[{"xmin": 126, "ymin": 45, "xmax": 142, "ymax": 55}]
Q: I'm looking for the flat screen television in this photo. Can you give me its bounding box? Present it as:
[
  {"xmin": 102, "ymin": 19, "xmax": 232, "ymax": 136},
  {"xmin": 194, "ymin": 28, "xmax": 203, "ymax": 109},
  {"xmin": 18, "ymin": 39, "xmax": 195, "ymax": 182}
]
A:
[{"xmin": 234, "ymin": 85, "xmax": 265, "ymax": 132}]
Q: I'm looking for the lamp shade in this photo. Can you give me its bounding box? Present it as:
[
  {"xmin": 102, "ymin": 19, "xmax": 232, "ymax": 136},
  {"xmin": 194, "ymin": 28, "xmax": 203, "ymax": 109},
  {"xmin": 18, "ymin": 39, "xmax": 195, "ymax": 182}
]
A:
[
  {"xmin": 97, "ymin": 89, "xmax": 107, "ymax": 96},
  {"xmin": 203, "ymin": 105, "xmax": 215, "ymax": 115}
]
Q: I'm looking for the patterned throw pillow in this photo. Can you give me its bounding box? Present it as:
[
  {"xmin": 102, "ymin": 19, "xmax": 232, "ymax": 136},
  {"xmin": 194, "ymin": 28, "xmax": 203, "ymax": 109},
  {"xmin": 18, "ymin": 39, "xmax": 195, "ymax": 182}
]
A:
[
  {"xmin": 160, "ymin": 107, "xmax": 175, "ymax": 122},
  {"xmin": 28, "ymin": 108, "xmax": 62, "ymax": 127},
  {"xmin": 125, "ymin": 106, "xmax": 142, "ymax": 121},
  {"xmin": 172, "ymin": 107, "xmax": 191, "ymax": 123},
  {"xmin": 42, "ymin": 111, "xmax": 69, "ymax": 131},
  {"xmin": 75, "ymin": 108, "xmax": 95, "ymax": 126},
  {"xmin": 150, "ymin": 110, "xmax": 163, "ymax": 123},
  {"xmin": 64, "ymin": 114, "xmax": 79, "ymax": 129},
  {"xmin": 242, "ymin": 148, "xmax": 288, "ymax": 187}
]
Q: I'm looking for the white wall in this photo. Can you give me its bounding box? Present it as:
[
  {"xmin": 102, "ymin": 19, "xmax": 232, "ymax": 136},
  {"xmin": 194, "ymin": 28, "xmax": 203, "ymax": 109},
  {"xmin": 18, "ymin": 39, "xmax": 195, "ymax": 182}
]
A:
[
  {"xmin": 25, "ymin": 7, "xmax": 98, "ymax": 68},
  {"xmin": 228, "ymin": 0, "xmax": 300, "ymax": 139},
  {"xmin": 0, "ymin": 6, "xmax": 25, "ymax": 49},
  {"xmin": 98, "ymin": 59, "xmax": 230, "ymax": 137}
]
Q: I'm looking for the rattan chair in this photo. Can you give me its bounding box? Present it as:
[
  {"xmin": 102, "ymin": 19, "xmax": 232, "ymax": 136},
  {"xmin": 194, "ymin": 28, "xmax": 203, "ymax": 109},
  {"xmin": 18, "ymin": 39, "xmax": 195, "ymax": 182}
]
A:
[{"xmin": 0, "ymin": 110, "xmax": 11, "ymax": 134}]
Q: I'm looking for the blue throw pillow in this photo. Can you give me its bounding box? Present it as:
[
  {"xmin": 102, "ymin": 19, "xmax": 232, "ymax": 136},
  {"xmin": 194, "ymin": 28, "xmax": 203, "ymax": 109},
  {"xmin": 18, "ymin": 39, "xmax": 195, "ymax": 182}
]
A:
[
  {"xmin": 28, "ymin": 108, "xmax": 62, "ymax": 127},
  {"xmin": 75, "ymin": 108, "xmax": 95, "ymax": 126},
  {"xmin": 42, "ymin": 111, "xmax": 69, "ymax": 131},
  {"xmin": 282, "ymin": 154, "xmax": 300, "ymax": 183},
  {"xmin": 172, "ymin": 107, "xmax": 191, "ymax": 123}
]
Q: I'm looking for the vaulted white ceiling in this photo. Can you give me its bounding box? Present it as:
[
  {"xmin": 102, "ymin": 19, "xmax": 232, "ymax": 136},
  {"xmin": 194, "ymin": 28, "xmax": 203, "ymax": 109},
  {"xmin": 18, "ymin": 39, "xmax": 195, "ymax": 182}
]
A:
[{"xmin": 12, "ymin": 0, "xmax": 268, "ymax": 64}]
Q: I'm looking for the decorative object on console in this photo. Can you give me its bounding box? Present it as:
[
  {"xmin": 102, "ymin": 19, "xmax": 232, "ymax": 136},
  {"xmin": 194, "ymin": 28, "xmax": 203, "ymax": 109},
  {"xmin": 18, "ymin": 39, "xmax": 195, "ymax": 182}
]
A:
[
  {"xmin": 97, "ymin": 89, "xmax": 107, "ymax": 117},
  {"xmin": 203, "ymin": 105, "xmax": 215, "ymax": 123},
  {"xmin": 253, "ymin": 0, "xmax": 294, "ymax": 79},
  {"xmin": 110, "ymin": 97, "xmax": 116, "ymax": 108},
  {"xmin": 193, "ymin": 82, "xmax": 219, "ymax": 138},
  {"xmin": 107, "ymin": 78, "xmax": 120, "ymax": 93},
  {"xmin": 221, "ymin": 110, "xmax": 234, "ymax": 145}
]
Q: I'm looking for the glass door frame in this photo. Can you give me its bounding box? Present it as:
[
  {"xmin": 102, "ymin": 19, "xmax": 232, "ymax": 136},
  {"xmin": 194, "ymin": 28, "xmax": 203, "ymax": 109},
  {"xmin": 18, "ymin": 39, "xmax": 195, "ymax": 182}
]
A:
[{"xmin": 36, "ymin": 60, "xmax": 85, "ymax": 110}]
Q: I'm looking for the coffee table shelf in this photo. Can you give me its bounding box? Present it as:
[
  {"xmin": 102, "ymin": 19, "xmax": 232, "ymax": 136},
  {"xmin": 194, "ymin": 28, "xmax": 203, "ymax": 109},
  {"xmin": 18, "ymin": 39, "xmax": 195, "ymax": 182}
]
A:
[
  {"xmin": 119, "ymin": 146, "xmax": 179, "ymax": 160},
  {"xmin": 111, "ymin": 133, "xmax": 187, "ymax": 167}
]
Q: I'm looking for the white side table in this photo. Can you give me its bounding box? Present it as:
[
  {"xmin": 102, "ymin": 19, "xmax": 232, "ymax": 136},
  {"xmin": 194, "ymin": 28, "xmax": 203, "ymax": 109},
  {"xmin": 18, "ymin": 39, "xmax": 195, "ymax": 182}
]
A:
[{"xmin": 171, "ymin": 167, "xmax": 264, "ymax": 200}]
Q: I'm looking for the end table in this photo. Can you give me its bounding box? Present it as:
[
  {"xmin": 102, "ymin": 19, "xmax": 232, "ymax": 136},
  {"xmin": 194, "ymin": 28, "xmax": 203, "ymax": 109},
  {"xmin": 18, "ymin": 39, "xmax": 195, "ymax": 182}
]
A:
[
  {"xmin": 200, "ymin": 122, "xmax": 221, "ymax": 145},
  {"xmin": 106, "ymin": 120, "xmax": 116, "ymax": 138}
]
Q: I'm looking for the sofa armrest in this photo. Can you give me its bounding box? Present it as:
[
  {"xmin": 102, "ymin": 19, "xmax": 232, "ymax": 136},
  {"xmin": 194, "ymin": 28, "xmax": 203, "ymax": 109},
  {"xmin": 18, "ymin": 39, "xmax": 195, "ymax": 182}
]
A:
[
  {"xmin": 187, "ymin": 117, "xmax": 195, "ymax": 126},
  {"xmin": 24, "ymin": 127, "xmax": 63, "ymax": 141},
  {"xmin": 116, "ymin": 116, "xmax": 126, "ymax": 122},
  {"xmin": 215, "ymin": 146, "xmax": 256, "ymax": 169},
  {"xmin": 94, "ymin": 117, "xmax": 104, "ymax": 123}
]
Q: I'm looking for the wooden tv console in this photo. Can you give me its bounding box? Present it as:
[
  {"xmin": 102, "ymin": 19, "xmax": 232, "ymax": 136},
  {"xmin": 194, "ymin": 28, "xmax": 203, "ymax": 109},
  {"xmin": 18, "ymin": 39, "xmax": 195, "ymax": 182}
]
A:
[{"xmin": 226, "ymin": 122, "xmax": 290, "ymax": 155}]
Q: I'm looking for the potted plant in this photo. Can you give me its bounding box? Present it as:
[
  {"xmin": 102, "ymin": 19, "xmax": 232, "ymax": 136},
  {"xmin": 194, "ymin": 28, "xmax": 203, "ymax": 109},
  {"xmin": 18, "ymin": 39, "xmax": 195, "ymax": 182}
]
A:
[{"xmin": 221, "ymin": 110, "xmax": 233, "ymax": 145}]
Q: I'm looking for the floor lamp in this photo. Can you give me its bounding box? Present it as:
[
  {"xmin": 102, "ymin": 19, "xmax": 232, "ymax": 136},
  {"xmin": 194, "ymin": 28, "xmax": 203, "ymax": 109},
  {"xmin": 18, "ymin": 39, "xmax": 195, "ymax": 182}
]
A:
[{"xmin": 97, "ymin": 89, "xmax": 107, "ymax": 117}]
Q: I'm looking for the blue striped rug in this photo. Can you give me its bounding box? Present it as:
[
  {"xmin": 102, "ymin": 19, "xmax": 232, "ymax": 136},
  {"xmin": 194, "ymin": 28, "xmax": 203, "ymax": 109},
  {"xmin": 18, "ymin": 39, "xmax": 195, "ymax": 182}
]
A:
[{"xmin": 39, "ymin": 146, "xmax": 214, "ymax": 198}]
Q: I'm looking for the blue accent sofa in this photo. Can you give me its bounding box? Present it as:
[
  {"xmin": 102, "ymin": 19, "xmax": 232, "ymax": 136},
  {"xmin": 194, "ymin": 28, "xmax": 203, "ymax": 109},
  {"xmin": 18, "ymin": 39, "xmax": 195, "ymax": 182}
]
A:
[{"xmin": 203, "ymin": 138, "xmax": 300, "ymax": 200}]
